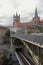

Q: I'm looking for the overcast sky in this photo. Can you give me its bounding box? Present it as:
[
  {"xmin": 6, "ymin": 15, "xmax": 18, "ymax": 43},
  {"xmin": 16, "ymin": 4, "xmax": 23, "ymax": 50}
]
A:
[{"xmin": 0, "ymin": 0, "xmax": 43, "ymax": 26}]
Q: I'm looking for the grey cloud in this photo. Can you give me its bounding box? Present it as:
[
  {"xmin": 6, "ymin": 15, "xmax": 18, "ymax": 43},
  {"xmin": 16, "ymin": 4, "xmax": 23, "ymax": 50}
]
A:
[
  {"xmin": 10, "ymin": 0, "xmax": 20, "ymax": 9},
  {"xmin": 0, "ymin": 0, "xmax": 43, "ymax": 26},
  {"xmin": 0, "ymin": 16, "xmax": 13, "ymax": 26}
]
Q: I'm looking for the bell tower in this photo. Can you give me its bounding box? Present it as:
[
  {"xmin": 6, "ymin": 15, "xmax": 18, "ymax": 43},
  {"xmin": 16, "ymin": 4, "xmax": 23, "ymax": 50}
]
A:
[
  {"xmin": 13, "ymin": 12, "xmax": 20, "ymax": 24},
  {"xmin": 32, "ymin": 8, "xmax": 40, "ymax": 25}
]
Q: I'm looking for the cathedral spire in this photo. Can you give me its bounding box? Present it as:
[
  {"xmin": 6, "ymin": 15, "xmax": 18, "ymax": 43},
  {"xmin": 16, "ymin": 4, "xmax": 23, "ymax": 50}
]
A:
[{"xmin": 35, "ymin": 8, "xmax": 38, "ymax": 17}]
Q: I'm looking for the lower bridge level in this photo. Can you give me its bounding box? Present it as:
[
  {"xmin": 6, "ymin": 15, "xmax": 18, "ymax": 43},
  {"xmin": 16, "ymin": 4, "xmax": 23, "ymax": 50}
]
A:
[{"xmin": 13, "ymin": 38, "xmax": 43, "ymax": 65}]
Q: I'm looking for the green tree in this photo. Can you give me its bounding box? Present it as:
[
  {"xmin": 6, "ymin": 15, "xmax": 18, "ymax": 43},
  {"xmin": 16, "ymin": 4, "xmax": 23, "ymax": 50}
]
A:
[
  {"xmin": 2, "ymin": 53, "xmax": 14, "ymax": 65},
  {"xmin": 27, "ymin": 30, "xmax": 34, "ymax": 34},
  {"xmin": 40, "ymin": 30, "xmax": 43, "ymax": 33},
  {"xmin": 5, "ymin": 30, "xmax": 10, "ymax": 37},
  {"xmin": 3, "ymin": 30, "xmax": 10, "ymax": 46},
  {"xmin": 2, "ymin": 52, "xmax": 9, "ymax": 65}
]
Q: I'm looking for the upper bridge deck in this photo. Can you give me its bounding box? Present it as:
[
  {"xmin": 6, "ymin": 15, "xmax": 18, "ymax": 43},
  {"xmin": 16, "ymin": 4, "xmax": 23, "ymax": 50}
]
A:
[{"xmin": 11, "ymin": 33, "xmax": 43, "ymax": 48}]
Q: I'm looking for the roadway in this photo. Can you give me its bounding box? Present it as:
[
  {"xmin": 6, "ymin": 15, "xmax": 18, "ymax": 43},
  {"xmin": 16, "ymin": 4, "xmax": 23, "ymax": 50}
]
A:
[{"xmin": 11, "ymin": 33, "xmax": 43, "ymax": 48}]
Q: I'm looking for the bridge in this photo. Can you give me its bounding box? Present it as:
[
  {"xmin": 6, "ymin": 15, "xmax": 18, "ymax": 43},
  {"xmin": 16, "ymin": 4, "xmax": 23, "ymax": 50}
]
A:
[
  {"xmin": 11, "ymin": 33, "xmax": 43, "ymax": 65},
  {"xmin": 11, "ymin": 33, "xmax": 43, "ymax": 48},
  {"xmin": 0, "ymin": 33, "xmax": 43, "ymax": 65}
]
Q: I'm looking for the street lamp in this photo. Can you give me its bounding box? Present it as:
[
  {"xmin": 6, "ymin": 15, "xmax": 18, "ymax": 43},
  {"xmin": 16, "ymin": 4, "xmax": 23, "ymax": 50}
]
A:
[
  {"xmin": 9, "ymin": 26, "xmax": 13, "ymax": 54},
  {"xmin": 9, "ymin": 24, "xmax": 15, "ymax": 54}
]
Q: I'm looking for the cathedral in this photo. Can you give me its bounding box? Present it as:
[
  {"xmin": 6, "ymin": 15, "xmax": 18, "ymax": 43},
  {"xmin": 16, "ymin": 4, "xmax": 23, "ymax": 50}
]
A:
[
  {"xmin": 13, "ymin": 13, "xmax": 21, "ymax": 33},
  {"xmin": 12, "ymin": 8, "xmax": 43, "ymax": 33},
  {"xmin": 32, "ymin": 8, "xmax": 40, "ymax": 25},
  {"xmin": 13, "ymin": 12, "xmax": 20, "ymax": 24}
]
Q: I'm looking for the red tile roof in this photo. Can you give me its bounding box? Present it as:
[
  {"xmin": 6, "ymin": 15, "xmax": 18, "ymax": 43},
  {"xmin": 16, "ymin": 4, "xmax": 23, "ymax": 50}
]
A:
[
  {"xmin": 13, "ymin": 22, "xmax": 20, "ymax": 27},
  {"xmin": 21, "ymin": 22, "xmax": 30, "ymax": 26},
  {"xmin": 41, "ymin": 20, "xmax": 43, "ymax": 24},
  {"xmin": 0, "ymin": 26, "xmax": 9, "ymax": 30}
]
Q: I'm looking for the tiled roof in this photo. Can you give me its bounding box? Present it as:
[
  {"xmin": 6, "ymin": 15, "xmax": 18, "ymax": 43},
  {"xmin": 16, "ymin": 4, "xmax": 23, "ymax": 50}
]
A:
[
  {"xmin": 21, "ymin": 22, "xmax": 30, "ymax": 26},
  {"xmin": 13, "ymin": 22, "xmax": 20, "ymax": 27},
  {"xmin": 0, "ymin": 26, "xmax": 9, "ymax": 30},
  {"xmin": 41, "ymin": 20, "xmax": 43, "ymax": 24}
]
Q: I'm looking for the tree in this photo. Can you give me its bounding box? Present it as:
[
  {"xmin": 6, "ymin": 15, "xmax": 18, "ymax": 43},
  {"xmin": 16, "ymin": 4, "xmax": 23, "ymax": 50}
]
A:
[
  {"xmin": 40, "ymin": 30, "xmax": 43, "ymax": 33},
  {"xmin": 2, "ymin": 53, "xmax": 14, "ymax": 65},
  {"xmin": 3, "ymin": 30, "xmax": 10, "ymax": 46},
  {"xmin": 2, "ymin": 52, "xmax": 9, "ymax": 65},
  {"xmin": 27, "ymin": 30, "xmax": 34, "ymax": 34},
  {"xmin": 5, "ymin": 30, "xmax": 10, "ymax": 37}
]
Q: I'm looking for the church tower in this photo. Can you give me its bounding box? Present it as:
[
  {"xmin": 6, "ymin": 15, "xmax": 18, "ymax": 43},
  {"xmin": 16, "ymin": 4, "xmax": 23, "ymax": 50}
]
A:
[
  {"xmin": 13, "ymin": 12, "xmax": 20, "ymax": 24},
  {"xmin": 33, "ymin": 8, "xmax": 40, "ymax": 25},
  {"xmin": 12, "ymin": 12, "xmax": 21, "ymax": 33}
]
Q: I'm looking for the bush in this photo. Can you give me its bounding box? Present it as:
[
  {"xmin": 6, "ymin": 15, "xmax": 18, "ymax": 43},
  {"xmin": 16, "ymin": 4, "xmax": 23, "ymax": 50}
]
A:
[
  {"xmin": 27, "ymin": 30, "xmax": 34, "ymax": 34},
  {"xmin": 40, "ymin": 30, "xmax": 43, "ymax": 33},
  {"xmin": 5, "ymin": 30, "xmax": 10, "ymax": 37},
  {"xmin": 4, "ymin": 30, "xmax": 10, "ymax": 45}
]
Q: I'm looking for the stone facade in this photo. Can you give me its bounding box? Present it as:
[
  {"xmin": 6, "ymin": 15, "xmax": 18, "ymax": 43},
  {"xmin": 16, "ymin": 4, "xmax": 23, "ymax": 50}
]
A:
[
  {"xmin": 32, "ymin": 8, "xmax": 40, "ymax": 25},
  {"xmin": 13, "ymin": 13, "xmax": 21, "ymax": 33}
]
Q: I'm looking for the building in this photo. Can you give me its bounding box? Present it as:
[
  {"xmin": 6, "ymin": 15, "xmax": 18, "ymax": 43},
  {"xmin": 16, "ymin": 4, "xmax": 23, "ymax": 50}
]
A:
[
  {"xmin": 32, "ymin": 8, "xmax": 40, "ymax": 25},
  {"xmin": 21, "ymin": 22, "xmax": 30, "ymax": 33},
  {"xmin": 12, "ymin": 8, "xmax": 43, "ymax": 33},
  {"xmin": 30, "ymin": 8, "xmax": 43, "ymax": 32},
  {"xmin": 13, "ymin": 13, "xmax": 31, "ymax": 33},
  {"xmin": 13, "ymin": 12, "xmax": 20, "ymax": 24},
  {"xmin": 12, "ymin": 13, "xmax": 21, "ymax": 33},
  {"xmin": 41, "ymin": 20, "xmax": 43, "ymax": 25}
]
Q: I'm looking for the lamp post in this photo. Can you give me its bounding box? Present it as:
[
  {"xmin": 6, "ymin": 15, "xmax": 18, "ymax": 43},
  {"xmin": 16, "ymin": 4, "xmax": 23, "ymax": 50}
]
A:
[
  {"xmin": 9, "ymin": 26, "xmax": 13, "ymax": 54},
  {"xmin": 9, "ymin": 24, "xmax": 15, "ymax": 54}
]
